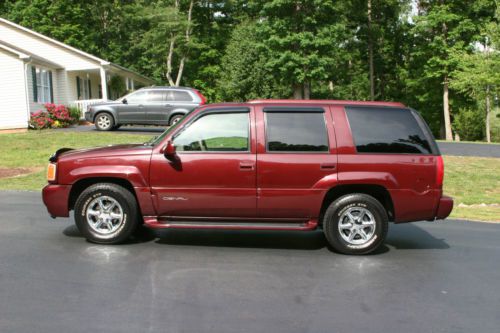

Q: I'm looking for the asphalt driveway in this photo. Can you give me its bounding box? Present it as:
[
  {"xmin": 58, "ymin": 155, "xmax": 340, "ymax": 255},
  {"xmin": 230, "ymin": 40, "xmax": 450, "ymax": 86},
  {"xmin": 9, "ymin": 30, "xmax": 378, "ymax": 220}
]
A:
[{"xmin": 1, "ymin": 190, "xmax": 499, "ymax": 333}]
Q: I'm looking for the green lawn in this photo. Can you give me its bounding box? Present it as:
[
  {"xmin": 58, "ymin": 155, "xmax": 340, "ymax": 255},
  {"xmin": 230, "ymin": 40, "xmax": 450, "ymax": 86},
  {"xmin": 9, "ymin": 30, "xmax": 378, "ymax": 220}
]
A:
[
  {"xmin": 0, "ymin": 130, "xmax": 151, "ymax": 190},
  {"xmin": 0, "ymin": 130, "xmax": 498, "ymax": 222},
  {"xmin": 443, "ymin": 156, "xmax": 500, "ymax": 222}
]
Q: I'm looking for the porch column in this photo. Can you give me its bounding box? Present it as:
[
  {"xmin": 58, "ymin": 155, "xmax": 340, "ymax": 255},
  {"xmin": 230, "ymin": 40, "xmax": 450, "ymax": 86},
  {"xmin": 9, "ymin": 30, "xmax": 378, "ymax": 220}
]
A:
[{"xmin": 100, "ymin": 66, "xmax": 108, "ymax": 100}]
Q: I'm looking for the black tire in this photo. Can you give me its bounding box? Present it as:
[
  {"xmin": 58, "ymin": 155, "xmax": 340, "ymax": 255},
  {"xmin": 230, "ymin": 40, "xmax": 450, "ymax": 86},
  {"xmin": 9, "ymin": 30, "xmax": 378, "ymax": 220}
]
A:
[
  {"xmin": 94, "ymin": 112, "xmax": 114, "ymax": 131},
  {"xmin": 169, "ymin": 114, "xmax": 184, "ymax": 126},
  {"xmin": 323, "ymin": 193, "xmax": 388, "ymax": 255},
  {"xmin": 74, "ymin": 183, "xmax": 139, "ymax": 244}
]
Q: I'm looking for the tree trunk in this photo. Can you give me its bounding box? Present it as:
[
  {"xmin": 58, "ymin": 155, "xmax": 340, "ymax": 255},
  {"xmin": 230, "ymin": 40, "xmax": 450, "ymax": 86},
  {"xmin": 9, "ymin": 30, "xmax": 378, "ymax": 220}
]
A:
[
  {"xmin": 367, "ymin": 0, "xmax": 375, "ymax": 100},
  {"xmin": 293, "ymin": 84, "xmax": 303, "ymax": 99},
  {"xmin": 175, "ymin": 0, "xmax": 194, "ymax": 86},
  {"xmin": 303, "ymin": 82, "xmax": 310, "ymax": 99},
  {"xmin": 443, "ymin": 75, "xmax": 453, "ymax": 141},
  {"xmin": 166, "ymin": 36, "xmax": 176, "ymax": 86},
  {"xmin": 486, "ymin": 85, "xmax": 491, "ymax": 143}
]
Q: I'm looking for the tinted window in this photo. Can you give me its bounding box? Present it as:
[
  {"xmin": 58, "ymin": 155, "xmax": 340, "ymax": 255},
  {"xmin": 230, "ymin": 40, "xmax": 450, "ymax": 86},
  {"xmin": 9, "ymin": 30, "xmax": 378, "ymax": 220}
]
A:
[
  {"xmin": 166, "ymin": 90, "xmax": 193, "ymax": 102},
  {"xmin": 346, "ymin": 107, "xmax": 432, "ymax": 154},
  {"xmin": 126, "ymin": 91, "xmax": 148, "ymax": 103},
  {"xmin": 265, "ymin": 112, "xmax": 329, "ymax": 152},
  {"xmin": 174, "ymin": 112, "xmax": 249, "ymax": 152},
  {"xmin": 147, "ymin": 90, "xmax": 165, "ymax": 102}
]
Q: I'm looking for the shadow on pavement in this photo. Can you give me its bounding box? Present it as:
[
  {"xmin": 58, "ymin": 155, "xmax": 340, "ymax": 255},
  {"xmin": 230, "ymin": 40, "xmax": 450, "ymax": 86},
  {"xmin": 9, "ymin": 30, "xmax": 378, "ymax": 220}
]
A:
[{"xmin": 63, "ymin": 221, "xmax": 449, "ymax": 251}]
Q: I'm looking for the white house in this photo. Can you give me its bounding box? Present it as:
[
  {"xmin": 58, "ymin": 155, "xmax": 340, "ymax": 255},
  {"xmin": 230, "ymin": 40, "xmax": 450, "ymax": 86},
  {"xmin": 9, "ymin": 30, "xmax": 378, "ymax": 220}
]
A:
[{"xmin": 0, "ymin": 18, "xmax": 154, "ymax": 130}]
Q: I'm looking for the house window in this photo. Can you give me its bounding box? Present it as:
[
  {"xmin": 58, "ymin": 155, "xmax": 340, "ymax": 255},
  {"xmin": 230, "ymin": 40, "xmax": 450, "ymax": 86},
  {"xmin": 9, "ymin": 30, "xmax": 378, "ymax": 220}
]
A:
[
  {"xmin": 77, "ymin": 76, "xmax": 91, "ymax": 100},
  {"xmin": 33, "ymin": 66, "xmax": 52, "ymax": 103}
]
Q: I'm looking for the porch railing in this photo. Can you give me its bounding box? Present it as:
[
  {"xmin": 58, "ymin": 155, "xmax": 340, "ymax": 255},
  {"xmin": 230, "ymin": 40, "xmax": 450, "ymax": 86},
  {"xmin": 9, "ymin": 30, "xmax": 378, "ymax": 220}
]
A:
[{"xmin": 71, "ymin": 99, "xmax": 105, "ymax": 119}]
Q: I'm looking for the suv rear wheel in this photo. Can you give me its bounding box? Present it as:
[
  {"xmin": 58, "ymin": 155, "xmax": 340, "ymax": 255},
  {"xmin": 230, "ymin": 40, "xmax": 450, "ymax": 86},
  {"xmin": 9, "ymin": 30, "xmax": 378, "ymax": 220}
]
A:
[
  {"xmin": 74, "ymin": 183, "xmax": 139, "ymax": 244},
  {"xmin": 323, "ymin": 193, "xmax": 388, "ymax": 255},
  {"xmin": 95, "ymin": 113, "xmax": 114, "ymax": 131},
  {"xmin": 169, "ymin": 114, "xmax": 184, "ymax": 126}
]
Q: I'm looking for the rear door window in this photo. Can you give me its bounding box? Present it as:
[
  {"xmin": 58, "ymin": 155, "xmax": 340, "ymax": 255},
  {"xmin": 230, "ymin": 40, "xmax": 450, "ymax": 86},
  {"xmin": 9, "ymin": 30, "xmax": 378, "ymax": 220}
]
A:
[
  {"xmin": 265, "ymin": 111, "xmax": 329, "ymax": 152},
  {"xmin": 345, "ymin": 107, "xmax": 433, "ymax": 154}
]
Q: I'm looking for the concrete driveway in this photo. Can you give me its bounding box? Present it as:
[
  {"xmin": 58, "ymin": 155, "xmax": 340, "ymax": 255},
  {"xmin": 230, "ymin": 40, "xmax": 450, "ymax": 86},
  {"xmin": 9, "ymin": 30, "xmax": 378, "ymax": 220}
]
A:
[{"xmin": 1, "ymin": 190, "xmax": 499, "ymax": 333}]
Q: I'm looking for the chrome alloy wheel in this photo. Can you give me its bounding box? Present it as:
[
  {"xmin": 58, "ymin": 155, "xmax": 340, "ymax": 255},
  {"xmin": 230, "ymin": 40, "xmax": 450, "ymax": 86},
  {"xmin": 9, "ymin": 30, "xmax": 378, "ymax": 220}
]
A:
[
  {"xmin": 97, "ymin": 115, "xmax": 111, "ymax": 129},
  {"xmin": 86, "ymin": 196, "xmax": 124, "ymax": 235},
  {"xmin": 338, "ymin": 207, "xmax": 376, "ymax": 245}
]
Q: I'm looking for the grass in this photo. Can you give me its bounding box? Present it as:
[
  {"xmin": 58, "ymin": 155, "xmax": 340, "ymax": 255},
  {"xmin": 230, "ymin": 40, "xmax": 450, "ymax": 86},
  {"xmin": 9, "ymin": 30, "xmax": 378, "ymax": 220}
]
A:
[
  {"xmin": 0, "ymin": 130, "xmax": 498, "ymax": 221},
  {"xmin": 443, "ymin": 156, "xmax": 500, "ymax": 222},
  {"xmin": 0, "ymin": 130, "xmax": 151, "ymax": 190}
]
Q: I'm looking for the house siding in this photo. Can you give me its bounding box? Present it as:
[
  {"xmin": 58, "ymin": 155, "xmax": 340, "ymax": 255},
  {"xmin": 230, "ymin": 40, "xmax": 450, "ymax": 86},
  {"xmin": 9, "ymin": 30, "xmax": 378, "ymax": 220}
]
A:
[{"xmin": 0, "ymin": 49, "xmax": 28, "ymax": 129}]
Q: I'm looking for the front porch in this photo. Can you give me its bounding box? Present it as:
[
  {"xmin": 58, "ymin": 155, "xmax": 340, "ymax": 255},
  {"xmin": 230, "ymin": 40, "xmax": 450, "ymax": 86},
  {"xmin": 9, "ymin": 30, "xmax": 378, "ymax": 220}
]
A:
[{"xmin": 67, "ymin": 65, "xmax": 152, "ymax": 118}]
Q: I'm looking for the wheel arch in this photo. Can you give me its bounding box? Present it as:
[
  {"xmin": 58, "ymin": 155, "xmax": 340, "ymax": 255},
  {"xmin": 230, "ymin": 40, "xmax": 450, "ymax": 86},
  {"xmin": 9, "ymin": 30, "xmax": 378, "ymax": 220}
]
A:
[
  {"xmin": 68, "ymin": 177, "xmax": 137, "ymax": 211},
  {"xmin": 168, "ymin": 109, "xmax": 188, "ymax": 123},
  {"xmin": 93, "ymin": 109, "xmax": 117, "ymax": 123},
  {"xmin": 319, "ymin": 184, "xmax": 395, "ymax": 224}
]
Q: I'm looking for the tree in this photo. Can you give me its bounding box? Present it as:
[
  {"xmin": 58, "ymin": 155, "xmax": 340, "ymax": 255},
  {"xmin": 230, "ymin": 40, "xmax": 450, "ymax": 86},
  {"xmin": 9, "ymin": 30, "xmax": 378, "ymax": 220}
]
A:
[
  {"xmin": 408, "ymin": 0, "xmax": 496, "ymax": 140},
  {"xmin": 256, "ymin": 0, "xmax": 352, "ymax": 99}
]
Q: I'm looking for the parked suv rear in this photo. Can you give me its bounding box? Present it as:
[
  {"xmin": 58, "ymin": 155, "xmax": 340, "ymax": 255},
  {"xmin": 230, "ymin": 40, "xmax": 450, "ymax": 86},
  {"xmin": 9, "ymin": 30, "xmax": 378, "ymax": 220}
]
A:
[
  {"xmin": 43, "ymin": 100, "xmax": 453, "ymax": 254},
  {"xmin": 84, "ymin": 86, "xmax": 206, "ymax": 131}
]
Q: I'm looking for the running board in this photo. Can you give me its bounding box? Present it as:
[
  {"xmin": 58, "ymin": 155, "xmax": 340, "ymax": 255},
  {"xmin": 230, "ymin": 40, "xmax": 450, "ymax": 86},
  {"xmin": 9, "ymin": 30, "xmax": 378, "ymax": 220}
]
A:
[{"xmin": 143, "ymin": 217, "xmax": 318, "ymax": 231}]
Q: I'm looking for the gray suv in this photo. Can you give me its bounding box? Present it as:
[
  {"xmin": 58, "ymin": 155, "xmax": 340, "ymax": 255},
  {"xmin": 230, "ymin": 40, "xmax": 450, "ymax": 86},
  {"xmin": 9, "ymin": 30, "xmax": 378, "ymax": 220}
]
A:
[{"xmin": 84, "ymin": 86, "xmax": 206, "ymax": 131}]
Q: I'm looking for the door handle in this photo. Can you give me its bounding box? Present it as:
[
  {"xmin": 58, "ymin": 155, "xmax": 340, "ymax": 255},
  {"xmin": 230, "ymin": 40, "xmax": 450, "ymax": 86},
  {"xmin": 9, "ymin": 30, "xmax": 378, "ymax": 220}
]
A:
[
  {"xmin": 320, "ymin": 163, "xmax": 336, "ymax": 170},
  {"xmin": 239, "ymin": 162, "xmax": 254, "ymax": 170},
  {"xmin": 165, "ymin": 104, "xmax": 172, "ymax": 107},
  {"xmin": 138, "ymin": 104, "xmax": 144, "ymax": 108}
]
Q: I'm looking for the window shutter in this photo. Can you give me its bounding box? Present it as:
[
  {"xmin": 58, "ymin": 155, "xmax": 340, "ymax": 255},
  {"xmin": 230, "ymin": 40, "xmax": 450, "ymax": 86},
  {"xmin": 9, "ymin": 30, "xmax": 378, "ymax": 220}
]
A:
[
  {"xmin": 76, "ymin": 76, "xmax": 81, "ymax": 99},
  {"xmin": 49, "ymin": 71, "xmax": 54, "ymax": 103},
  {"xmin": 88, "ymin": 79, "xmax": 92, "ymax": 99},
  {"xmin": 31, "ymin": 66, "xmax": 38, "ymax": 102}
]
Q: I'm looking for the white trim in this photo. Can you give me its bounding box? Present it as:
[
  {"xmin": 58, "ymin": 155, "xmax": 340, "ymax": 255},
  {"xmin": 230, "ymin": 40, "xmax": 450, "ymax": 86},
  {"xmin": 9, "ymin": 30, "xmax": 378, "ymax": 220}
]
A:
[{"xmin": 0, "ymin": 18, "xmax": 154, "ymax": 84}]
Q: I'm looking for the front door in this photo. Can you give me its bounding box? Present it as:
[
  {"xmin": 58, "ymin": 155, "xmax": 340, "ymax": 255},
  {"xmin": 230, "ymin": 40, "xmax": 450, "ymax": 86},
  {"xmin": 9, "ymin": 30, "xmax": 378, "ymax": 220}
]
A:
[
  {"xmin": 118, "ymin": 90, "xmax": 148, "ymax": 123},
  {"xmin": 149, "ymin": 107, "xmax": 257, "ymax": 218}
]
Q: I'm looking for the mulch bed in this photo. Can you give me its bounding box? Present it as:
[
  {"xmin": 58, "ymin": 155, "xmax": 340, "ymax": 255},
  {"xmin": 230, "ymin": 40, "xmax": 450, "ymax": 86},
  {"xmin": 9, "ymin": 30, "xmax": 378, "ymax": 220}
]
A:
[{"xmin": 0, "ymin": 167, "xmax": 41, "ymax": 179}]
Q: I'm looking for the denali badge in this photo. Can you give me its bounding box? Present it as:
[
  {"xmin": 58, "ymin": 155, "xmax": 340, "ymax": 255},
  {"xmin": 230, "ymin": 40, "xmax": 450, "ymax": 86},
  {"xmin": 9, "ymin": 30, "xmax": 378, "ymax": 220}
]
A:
[{"xmin": 162, "ymin": 196, "xmax": 188, "ymax": 201}]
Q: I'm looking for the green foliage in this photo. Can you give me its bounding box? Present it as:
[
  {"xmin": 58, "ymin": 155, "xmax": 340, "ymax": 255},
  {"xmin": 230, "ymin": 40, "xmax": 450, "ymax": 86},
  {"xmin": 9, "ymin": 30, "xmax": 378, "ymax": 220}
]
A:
[
  {"xmin": 1, "ymin": 0, "xmax": 499, "ymax": 140},
  {"xmin": 452, "ymin": 107, "xmax": 485, "ymax": 141},
  {"xmin": 109, "ymin": 75, "xmax": 127, "ymax": 97}
]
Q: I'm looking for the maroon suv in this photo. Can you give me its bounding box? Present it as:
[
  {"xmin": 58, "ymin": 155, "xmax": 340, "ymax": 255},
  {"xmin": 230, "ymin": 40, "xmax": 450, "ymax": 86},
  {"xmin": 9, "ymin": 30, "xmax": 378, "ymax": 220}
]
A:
[{"xmin": 42, "ymin": 100, "xmax": 453, "ymax": 254}]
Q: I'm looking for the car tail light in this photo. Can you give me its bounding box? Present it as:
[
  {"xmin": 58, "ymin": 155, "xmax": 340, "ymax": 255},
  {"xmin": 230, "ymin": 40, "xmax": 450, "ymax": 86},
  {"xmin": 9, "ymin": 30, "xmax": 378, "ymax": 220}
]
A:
[
  {"xmin": 47, "ymin": 163, "xmax": 57, "ymax": 182},
  {"xmin": 193, "ymin": 89, "xmax": 206, "ymax": 105},
  {"xmin": 436, "ymin": 155, "xmax": 444, "ymax": 188}
]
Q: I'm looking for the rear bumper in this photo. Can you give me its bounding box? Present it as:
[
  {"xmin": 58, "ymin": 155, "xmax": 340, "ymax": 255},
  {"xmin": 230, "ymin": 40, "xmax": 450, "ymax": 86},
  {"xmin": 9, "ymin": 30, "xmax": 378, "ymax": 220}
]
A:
[
  {"xmin": 42, "ymin": 184, "xmax": 71, "ymax": 218},
  {"xmin": 436, "ymin": 195, "xmax": 454, "ymax": 220}
]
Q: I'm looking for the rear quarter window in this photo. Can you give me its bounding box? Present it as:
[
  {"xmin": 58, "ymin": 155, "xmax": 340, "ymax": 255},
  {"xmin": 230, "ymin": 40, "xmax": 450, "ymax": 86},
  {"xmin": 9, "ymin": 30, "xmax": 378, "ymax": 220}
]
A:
[{"xmin": 345, "ymin": 106, "xmax": 434, "ymax": 154}]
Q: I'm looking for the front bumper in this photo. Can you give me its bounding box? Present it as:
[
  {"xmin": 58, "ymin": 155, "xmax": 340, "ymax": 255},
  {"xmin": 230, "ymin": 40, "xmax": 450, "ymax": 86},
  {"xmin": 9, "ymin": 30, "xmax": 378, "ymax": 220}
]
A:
[
  {"xmin": 84, "ymin": 111, "xmax": 93, "ymax": 122},
  {"xmin": 42, "ymin": 184, "xmax": 71, "ymax": 218},
  {"xmin": 436, "ymin": 195, "xmax": 454, "ymax": 220}
]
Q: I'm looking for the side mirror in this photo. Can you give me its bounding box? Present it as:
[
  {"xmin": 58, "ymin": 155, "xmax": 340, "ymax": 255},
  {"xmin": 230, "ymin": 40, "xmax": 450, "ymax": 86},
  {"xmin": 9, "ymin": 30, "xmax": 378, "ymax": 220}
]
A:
[
  {"xmin": 122, "ymin": 98, "xmax": 127, "ymax": 104},
  {"xmin": 162, "ymin": 141, "xmax": 177, "ymax": 161}
]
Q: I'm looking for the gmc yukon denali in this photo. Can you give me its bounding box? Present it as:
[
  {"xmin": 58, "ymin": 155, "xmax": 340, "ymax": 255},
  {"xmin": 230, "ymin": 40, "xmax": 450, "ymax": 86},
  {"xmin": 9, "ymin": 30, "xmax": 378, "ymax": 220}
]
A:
[{"xmin": 42, "ymin": 100, "xmax": 453, "ymax": 254}]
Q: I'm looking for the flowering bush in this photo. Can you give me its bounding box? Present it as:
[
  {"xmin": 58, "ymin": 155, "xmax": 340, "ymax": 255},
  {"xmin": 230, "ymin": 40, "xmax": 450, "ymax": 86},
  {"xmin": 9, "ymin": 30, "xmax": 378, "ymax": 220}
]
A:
[{"xmin": 30, "ymin": 103, "xmax": 77, "ymax": 129}]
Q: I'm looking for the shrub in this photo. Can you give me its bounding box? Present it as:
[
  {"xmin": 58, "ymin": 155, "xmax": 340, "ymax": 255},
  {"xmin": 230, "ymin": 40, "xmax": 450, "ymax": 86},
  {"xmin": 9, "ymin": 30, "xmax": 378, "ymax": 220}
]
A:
[
  {"xmin": 67, "ymin": 106, "xmax": 81, "ymax": 124},
  {"xmin": 30, "ymin": 110, "xmax": 53, "ymax": 129},
  {"xmin": 30, "ymin": 104, "xmax": 77, "ymax": 129},
  {"xmin": 452, "ymin": 107, "xmax": 485, "ymax": 141}
]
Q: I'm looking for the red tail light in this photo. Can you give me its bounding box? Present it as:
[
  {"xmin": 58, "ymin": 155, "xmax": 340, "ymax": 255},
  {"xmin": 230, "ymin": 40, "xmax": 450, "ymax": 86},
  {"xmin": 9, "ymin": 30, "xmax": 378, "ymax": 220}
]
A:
[
  {"xmin": 436, "ymin": 155, "xmax": 444, "ymax": 188},
  {"xmin": 193, "ymin": 89, "xmax": 206, "ymax": 105}
]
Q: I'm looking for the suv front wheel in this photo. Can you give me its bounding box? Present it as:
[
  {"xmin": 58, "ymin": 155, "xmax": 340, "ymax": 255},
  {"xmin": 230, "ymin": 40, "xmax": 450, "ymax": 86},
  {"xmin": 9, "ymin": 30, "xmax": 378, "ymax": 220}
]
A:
[
  {"xmin": 95, "ymin": 113, "xmax": 114, "ymax": 131},
  {"xmin": 323, "ymin": 194, "xmax": 388, "ymax": 255},
  {"xmin": 74, "ymin": 183, "xmax": 139, "ymax": 244}
]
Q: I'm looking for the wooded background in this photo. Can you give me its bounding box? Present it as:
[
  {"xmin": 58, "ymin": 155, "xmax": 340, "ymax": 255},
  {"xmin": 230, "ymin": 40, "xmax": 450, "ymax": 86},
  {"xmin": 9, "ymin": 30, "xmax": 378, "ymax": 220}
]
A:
[{"xmin": 1, "ymin": 0, "xmax": 499, "ymax": 141}]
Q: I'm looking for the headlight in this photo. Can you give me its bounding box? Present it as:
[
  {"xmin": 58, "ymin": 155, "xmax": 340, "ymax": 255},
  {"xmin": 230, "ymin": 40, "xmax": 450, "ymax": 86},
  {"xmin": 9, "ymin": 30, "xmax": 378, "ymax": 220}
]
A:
[{"xmin": 47, "ymin": 163, "xmax": 57, "ymax": 182}]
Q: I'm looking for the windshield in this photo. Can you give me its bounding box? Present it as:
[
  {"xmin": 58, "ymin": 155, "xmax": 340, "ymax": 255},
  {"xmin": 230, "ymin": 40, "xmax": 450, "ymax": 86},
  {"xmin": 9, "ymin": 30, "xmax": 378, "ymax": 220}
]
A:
[{"xmin": 144, "ymin": 107, "xmax": 200, "ymax": 146}]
